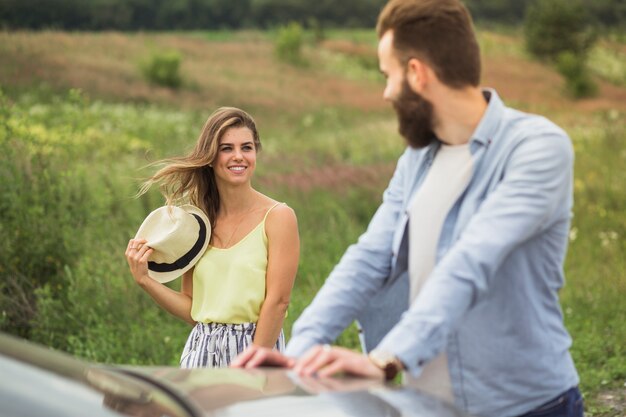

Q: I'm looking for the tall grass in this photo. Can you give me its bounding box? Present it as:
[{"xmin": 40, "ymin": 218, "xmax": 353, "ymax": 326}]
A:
[
  {"xmin": 561, "ymin": 111, "xmax": 626, "ymax": 413},
  {"xmin": 0, "ymin": 89, "xmax": 202, "ymax": 362}
]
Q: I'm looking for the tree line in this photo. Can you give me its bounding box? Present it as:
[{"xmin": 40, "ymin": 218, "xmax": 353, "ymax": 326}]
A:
[{"xmin": 1, "ymin": 0, "xmax": 624, "ymax": 30}]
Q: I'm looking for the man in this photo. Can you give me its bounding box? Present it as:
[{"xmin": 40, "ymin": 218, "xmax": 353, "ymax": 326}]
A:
[{"xmin": 232, "ymin": 1, "xmax": 582, "ymax": 416}]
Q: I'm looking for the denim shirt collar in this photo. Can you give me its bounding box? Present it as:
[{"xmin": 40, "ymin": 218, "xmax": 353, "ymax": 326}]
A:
[
  {"xmin": 423, "ymin": 88, "xmax": 505, "ymax": 160},
  {"xmin": 468, "ymin": 88, "xmax": 505, "ymax": 152}
]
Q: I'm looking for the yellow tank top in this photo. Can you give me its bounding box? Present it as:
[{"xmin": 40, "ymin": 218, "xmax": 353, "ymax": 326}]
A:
[{"xmin": 190, "ymin": 203, "xmax": 281, "ymax": 324}]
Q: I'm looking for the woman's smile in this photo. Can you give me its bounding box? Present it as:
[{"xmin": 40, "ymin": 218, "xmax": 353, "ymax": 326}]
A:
[{"xmin": 228, "ymin": 165, "xmax": 247, "ymax": 174}]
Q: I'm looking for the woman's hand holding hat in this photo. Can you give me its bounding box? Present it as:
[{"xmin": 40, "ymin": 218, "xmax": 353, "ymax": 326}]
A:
[
  {"xmin": 125, "ymin": 238, "xmax": 154, "ymax": 287},
  {"xmin": 132, "ymin": 205, "xmax": 211, "ymax": 284}
]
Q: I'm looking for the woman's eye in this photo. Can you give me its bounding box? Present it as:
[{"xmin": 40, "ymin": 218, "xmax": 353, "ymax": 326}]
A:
[
  {"xmin": 221, "ymin": 146, "xmax": 232, "ymax": 152},
  {"xmin": 243, "ymin": 145, "xmax": 253, "ymax": 151}
]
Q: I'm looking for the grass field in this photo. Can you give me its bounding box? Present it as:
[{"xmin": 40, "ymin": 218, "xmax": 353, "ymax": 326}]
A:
[{"xmin": 0, "ymin": 29, "xmax": 624, "ymax": 416}]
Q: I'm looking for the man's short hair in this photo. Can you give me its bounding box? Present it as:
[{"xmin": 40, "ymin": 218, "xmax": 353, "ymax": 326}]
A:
[{"xmin": 377, "ymin": 0, "xmax": 481, "ymax": 88}]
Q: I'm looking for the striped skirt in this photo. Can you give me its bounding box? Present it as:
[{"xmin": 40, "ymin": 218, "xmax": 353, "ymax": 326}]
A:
[{"xmin": 179, "ymin": 322, "xmax": 285, "ymax": 368}]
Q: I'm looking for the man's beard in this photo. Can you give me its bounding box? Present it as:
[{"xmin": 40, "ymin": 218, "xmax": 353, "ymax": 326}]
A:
[{"xmin": 392, "ymin": 79, "xmax": 436, "ymax": 149}]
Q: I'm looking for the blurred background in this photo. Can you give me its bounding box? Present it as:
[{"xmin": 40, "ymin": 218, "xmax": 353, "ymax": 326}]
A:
[{"xmin": 0, "ymin": 0, "xmax": 624, "ymax": 414}]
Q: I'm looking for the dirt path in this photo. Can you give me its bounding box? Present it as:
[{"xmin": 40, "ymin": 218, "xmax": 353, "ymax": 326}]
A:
[{"xmin": 258, "ymin": 162, "xmax": 396, "ymax": 194}]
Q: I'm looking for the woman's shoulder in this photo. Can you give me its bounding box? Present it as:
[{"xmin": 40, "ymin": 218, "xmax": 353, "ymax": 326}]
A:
[
  {"xmin": 260, "ymin": 199, "xmax": 297, "ymax": 237},
  {"xmin": 265, "ymin": 201, "xmax": 296, "ymax": 221},
  {"xmin": 255, "ymin": 193, "xmax": 295, "ymax": 218}
]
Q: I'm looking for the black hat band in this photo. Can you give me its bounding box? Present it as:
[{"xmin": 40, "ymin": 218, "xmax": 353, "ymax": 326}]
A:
[{"xmin": 148, "ymin": 213, "xmax": 207, "ymax": 273}]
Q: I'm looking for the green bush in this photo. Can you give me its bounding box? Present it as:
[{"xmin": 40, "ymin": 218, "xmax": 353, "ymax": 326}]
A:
[
  {"xmin": 524, "ymin": 0, "xmax": 598, "ymax": 99},
  {"xmin": 556, "ymin": 52, "xmax": 598, "ymax": 98},
  {"xmin": 0, "ymin": 87, "xmax": 217, "ymax": 364},
  {"xmin": 0, "ymin": 88, "xmax": 196, "ymax": 346},
  {"xmin": 140, "ymin": 50, "xmax": 183, "ymax": 88},
  {"xmin": 31, "ymin": 251, "xmax": 189, "ymax": 365},
  {"xmin": 0, "ymin": 91, "xmax": 91, "ymax": 337},
  {"xmin": 275, "ymin": 22, "xmax": 306, "ymax": 66},
  {"xmin": 524, "ymin": 0, "xmax": 596, "ymax": 62}
]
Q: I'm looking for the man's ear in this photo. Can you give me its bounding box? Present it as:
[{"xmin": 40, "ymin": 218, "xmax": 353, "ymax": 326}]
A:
[{"xmin": 406, "ymin": 58, "xmax": 428, "ymax": 93}]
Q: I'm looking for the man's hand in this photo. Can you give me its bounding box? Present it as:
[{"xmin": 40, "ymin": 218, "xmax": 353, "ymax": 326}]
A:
[
  {"xmin": 230, "ymin": 345, "xmax": 296, "ymax": 369},
  {"xmin": 293, "ymin": 345, "xmax": 384, "ymax": 380}
]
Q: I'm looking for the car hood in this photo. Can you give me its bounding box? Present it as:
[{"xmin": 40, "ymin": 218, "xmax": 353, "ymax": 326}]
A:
[
  {"xmin": 1, "ymin": 332, "xmax": 469, "ymax": 417},
  {"xmin": 113, "ymin": 366, "xmax": 469, "ymax": 417}
]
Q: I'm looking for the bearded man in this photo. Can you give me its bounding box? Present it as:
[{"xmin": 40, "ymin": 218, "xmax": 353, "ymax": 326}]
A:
[{"xmin": 233, "ymin": 1, "xmax": 582, "ymax": 416}]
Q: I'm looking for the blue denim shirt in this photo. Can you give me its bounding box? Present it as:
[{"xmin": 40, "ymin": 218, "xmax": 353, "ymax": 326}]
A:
[{"xmin": 286, "ymin": 90, "xmax": 579, "ymax": 417}]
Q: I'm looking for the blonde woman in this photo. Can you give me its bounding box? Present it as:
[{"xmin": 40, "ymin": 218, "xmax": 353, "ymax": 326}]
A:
[{"xmin": 125, "ymin": 107, "xmax": 300, "ymax": 368}]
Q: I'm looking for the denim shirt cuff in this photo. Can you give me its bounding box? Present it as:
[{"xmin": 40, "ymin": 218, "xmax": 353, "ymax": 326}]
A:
[
  {"xmin": 377, "ymin": 339, "xmax": 424, "ymax": 378},
  {"xmin": 376, "ymin": 320, "xmax": 447, "ymax": 378}
]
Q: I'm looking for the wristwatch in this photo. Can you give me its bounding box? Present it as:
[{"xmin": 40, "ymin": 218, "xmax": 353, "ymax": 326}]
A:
[{"xmin": 368, "ymin": 349, "xmax": 404, "ymax": 381}]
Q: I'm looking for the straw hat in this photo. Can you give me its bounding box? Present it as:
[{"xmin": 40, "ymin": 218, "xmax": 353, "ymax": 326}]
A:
[{"xmin": 135, "ymin": 205, "xmax": 211, "ymax": 283}]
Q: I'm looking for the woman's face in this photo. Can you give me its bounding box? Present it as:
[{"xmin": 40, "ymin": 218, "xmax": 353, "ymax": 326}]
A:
[{"xmin": 213, "ymin": 126, "xmax": 257, "ymax": 187}]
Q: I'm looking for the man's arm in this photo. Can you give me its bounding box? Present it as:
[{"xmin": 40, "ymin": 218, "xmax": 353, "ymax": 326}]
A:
[
  {"xmin": 377, "ymin": 128, "xmax": 574, "ymax": 376},
  {"xmin": 281, "ymin": 127, "xmax": 575, "ymax": 379},
  {"xmin": 285, "ymin": 148, "xmax": 413, "ymax": 357}
]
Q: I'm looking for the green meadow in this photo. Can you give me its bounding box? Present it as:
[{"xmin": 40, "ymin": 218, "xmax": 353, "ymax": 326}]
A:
[{"xmin": 0, "ymin": 29, "xmax": 624, "ymax": 415}]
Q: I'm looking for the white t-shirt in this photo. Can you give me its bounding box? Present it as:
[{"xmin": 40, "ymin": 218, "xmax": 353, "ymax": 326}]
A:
[{"xmin": 407, "ymin": 143, "xmax": 474, "ymax": 402}]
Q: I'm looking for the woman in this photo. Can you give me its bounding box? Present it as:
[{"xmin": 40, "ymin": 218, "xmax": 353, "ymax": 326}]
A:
[{"xmin": 125, "ymin": 107, "xmax": 300, "ymax": 368}]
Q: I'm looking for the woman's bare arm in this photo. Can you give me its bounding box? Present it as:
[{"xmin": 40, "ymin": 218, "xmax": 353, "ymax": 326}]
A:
[
  {"xmin": 126, "ymin": 238, "xmax": 195, "ymax": 325},
  {"xmin": 252, "ymin": 205, "xmax": 300, "ymax": 347}
]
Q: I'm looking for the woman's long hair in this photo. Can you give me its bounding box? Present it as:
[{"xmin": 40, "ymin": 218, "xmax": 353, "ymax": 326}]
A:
[{"xmin": 139, "ymin": 107, "xmax": 261, "ymax": 229}]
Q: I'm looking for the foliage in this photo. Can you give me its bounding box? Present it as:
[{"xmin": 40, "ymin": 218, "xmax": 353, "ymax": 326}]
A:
[
  {"xmin": 0, "ymin": 88, "xmax": 200, "ymax": 342},
  {"xmin": 31, "ymin": 253, "xmax": 190, "ymax": 365},
  {"xmin": 0, "ymin": 0, "xmax": 385, "ymax": 30},
  {"xmin": 556, "ymin": 52, "xmax": 598, "ymax": 98},
  {"xmin": 0, "ymin": 0, "xmax": 376, "ymax": 30},
  {"xmin": 465, "ymin": 0, "xmax": 532, "ymax": 24},
  {"xmin": 140, "ymin": 50, "xmax": 183, "ymax": 89},
  {"xmin": 588, "ymin": 42, "xmax": 626, "ymax": 87},
  {"xmin": 524, "ymin": 0, "xmax": 599, "ymax": 99},
  {"xmin": 1, "ymin": 0, "xmax": 625, "ymax": 30},
  {"xmin": 0, "ymin": 0, "xmax": 254, "ymax": 30},
  {"xmin": 524, "ymin": 0, "xmax": 597, "ymax": 62},
  {"xmin": 274, "ymin": 22, "xmax": 306, "ymax": 66},
  {"xmin": 0, "ymin": 89, "xmax": 94, "ymax": 337},
  {"xmin": 562, "ymin": 111, "xmax": 626, "ymax": 405}
]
